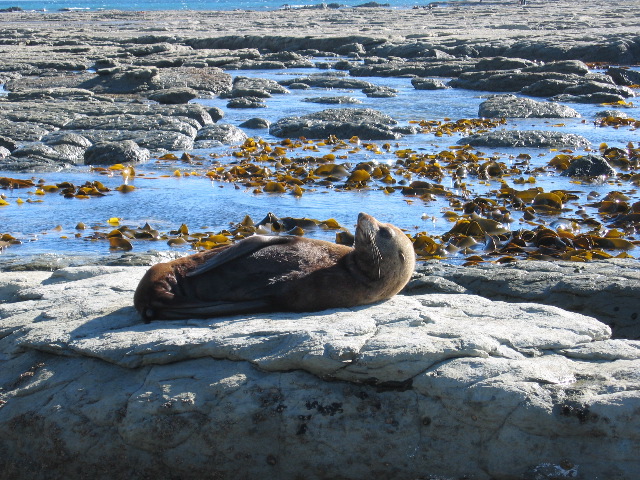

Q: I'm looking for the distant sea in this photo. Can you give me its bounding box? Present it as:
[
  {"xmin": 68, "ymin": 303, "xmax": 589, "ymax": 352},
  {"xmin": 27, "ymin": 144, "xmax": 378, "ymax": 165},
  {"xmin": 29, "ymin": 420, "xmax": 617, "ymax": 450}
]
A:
[{"xmin": 0, "ymin": 0, "xmax": 436, "ymax": 12}]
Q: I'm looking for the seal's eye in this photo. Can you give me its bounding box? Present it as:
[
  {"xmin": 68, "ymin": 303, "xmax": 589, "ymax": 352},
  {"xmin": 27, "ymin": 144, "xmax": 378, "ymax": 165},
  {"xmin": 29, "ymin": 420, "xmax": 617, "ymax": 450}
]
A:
[{"xmin": 379, "ymin": 227, "xmax": 393, "ymax": 239}]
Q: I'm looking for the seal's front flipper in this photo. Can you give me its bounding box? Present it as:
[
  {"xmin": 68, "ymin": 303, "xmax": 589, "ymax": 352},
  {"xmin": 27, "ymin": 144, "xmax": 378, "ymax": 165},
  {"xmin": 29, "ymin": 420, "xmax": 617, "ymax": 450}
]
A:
[
  {"xmin": 155, "ymin": 299, "xmax": 273, "ymax": 320},
  {"xmin": 187, "ymin": 235, "xmax": 293, "ymax": 278}
]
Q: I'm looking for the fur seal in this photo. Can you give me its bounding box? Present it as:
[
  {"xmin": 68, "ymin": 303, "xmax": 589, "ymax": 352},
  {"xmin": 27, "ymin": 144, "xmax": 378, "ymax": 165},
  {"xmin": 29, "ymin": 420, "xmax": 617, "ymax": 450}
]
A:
[{"xmin": 134, "ymin": 212, "xmax": 415, "ymax": 322}]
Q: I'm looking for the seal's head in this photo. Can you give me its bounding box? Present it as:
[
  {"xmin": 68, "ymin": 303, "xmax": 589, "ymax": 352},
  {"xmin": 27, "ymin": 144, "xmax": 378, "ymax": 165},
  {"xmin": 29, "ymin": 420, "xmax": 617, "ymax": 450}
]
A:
[{"xmin": 353, "ymin": 212, "xmax": 415, "ymax": 296}]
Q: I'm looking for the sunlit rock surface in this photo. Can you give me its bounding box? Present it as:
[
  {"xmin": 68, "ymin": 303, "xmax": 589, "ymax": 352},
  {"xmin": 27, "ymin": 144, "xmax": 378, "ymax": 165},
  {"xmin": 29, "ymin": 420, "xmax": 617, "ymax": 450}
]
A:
[{"xmin": 1, "ymin": 264, "xmax": 639, "ymax": 479}]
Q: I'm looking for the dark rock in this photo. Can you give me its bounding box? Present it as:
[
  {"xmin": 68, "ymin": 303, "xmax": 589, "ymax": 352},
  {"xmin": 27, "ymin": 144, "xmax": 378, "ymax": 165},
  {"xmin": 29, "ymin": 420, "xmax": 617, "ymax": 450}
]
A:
[
  {"xmin": 93, "ymin": 58, "xmax": 119, "ymax": 69},
  {"xmin": 84, "ymin": 68, "xmax": 159, "ymax": 94},
  {"xmin": 478, "ymin": 94, "xmax": 580, "ymax": 118},
  {"xmin": 150, "ymin": 67, "xmax": 231, "ymax": 95},
  {"xmin": 411, "ymin": 78, "xmax": 448, "ymax": 90},
  {"xmin": 121, "ymin": 67, "xmax": 159, "ymax": 81},
  {"xmin": 81, "ymin": 130, "xmax": 194, "ymax": 151},
  {"xmin": 0, "ymin": 155, "xmax": 65, "ymax": 172},
  {"xmin": 84, "ymin": 140, "xmax": 150, "ymax": 165},
  {"xmin": 239, "ymin": 118, "xmax": 270, "ymax": 129},
  {"xmin": 220, "ymin": 87, "xmax": 271, "ymax": 99},
  {"xmin": 0, "ymin": 121, "xmax": 50, "ymax": 142},
  {"xmin": 270, "ymin": 108, "xmax": 414, "ymax": 140},
  {"xmin": 475, "ymin": 56, "xmax": 536, "ymax": 71},
  {"xmin": 287, "ymin": 83, "xmax": 311, "ymax": 90},
  {"xmin": 7, "ymin": 88, "xmax": 94, "ymax": 101},
  {"xmin": 262, "ymin": 51, "xmax": 309, "ymax": 63},
  {"xmin": 221, "ymin": 77, "xmax": 288, "ymax": 100},
  {"xmin": 550, "ymin": 93, "xmax": 628, "ymax": 104},
  {"xmin": 334, "ymin": 60, "xmax": 358, "ymax": 70},
  {"xmin": 595, "ymin": 110, "xmax": 630, "ymax": 119},
  {"xmin": 225, "ymin": 60, "xmax": 286, "ymax": 70},
  {"xmin": 195, "ymin": 124, "xmax": 248, "ymax": 145},
  {"xmin": 362, "ymin": 86, "xmax": 398, "ymax": 98},
  {"xmin": 607, "ymin": 67, "xmax": 640, "ymax": 87},
  {"xmin": 350, "ymin": 60, "xmax": 474, "ymax": 78},
  {"xmin": 43, "ymin": 132, "xmax": 92, "ymax": 148},
  {"xmin": 11, "ymin": 143, "xmax": 58, "ymax": 160},
  {"xmin": 125, "ymin": 43, "xmax": 178, "ymax": 58},
  {"xmin": 65, "ymin": 114, "xmax": 197, "ymax": 138},
  {"xmin": 460, "ymin": 130, "xmax": 590, "ymax": 149},
  {"xmin": 6, "ymin": 140, "xmax": 85, "ymax": 167},
  {"xmin": 147, "ymin": 88, "xmax": 198, "ymax": 104},
  {"xmin": 226, "ymin": 97, "xmax": 267, "ymax": 109},
  {"xmin": 0, "ymin": 136, "xmax": 18, "ymax": 151},
  {"xmin": 207, "ymin": 107, "xmax": 224, "ymax": 122},
  {"xmin": 524, "ymin": 60, "xmax": 590, "ymax": 76},
  {"xmin": 280, "ymin": 73, "xmax": 374, "ymax": 90},
  {"xmin": 561, "ymin": 154, "xmax": 616, "ymax": 178},
  {"xmin": 354, "ymin": 2, "xmax": 390, "ymax": 6},
  {"xmin": 50, "ymin": 144, "xmax": 87, "ymax": 164},
  {"xmin": 303, "ymin": 96, "xmax": 362, "ymax": 104},
  {"xmin": 520, "ymin": 79, "xmax": 575, "ymax": 97},
  {"xmin": 6, "ymin": 66, "xmax": 229, "ymax": 97},
  {"xmin": 336, "ymin": 43, "xmax": 365, "ymax": 55},
  {"xmin": 563, "ymin": 80, "xmax": 635, "ymax": 98},
  {"xmin": 449, "ymin": 71, "xmax": 571, "ymax": 92}
]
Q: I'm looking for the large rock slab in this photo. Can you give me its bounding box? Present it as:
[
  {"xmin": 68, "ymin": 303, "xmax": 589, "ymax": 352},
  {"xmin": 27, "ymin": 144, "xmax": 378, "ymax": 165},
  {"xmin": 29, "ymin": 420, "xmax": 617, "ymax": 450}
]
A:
[
  {"xmin": 1, "ymin": 265, "xmax": 639, "ymax": 479},
  {"xmin": 459, "ymin": 130, "xmax": 590, "ymax": 149},
  {"xmin": 478, "ymin": 94, "xmax": 580, "ymax": 118},
  {"xmin": 270, "ymin": 108, "xmax": 415, "ymax": 140},
  {"xmin": 84, "ymin": 140, "xmax": 151, "ymax": 165}
]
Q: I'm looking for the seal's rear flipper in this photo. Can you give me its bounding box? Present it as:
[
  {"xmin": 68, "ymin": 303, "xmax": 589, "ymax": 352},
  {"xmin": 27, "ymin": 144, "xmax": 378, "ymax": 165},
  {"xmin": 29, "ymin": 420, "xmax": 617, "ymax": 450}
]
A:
[
  {"xmin": 187, "ymin": 235, "xmax": 293, "ymax": 277},
  {"xmin": 153, "ymin": 299, "xmax": 273, "ymax": 320}
]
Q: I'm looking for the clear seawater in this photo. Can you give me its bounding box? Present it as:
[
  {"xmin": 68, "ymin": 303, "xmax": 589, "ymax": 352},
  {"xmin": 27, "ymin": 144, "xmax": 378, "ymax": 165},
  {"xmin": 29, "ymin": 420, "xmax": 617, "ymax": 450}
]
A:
[{"xmin": 0, "ymin": 0, "xmax": 437, "ymax": 12}]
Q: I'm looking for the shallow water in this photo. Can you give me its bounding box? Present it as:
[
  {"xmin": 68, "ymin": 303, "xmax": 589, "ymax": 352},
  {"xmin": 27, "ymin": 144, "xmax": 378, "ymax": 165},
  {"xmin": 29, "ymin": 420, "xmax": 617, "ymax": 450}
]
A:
[{"xmin": 0, "ymin": 63, "xmax": 638, "ymax": 260}]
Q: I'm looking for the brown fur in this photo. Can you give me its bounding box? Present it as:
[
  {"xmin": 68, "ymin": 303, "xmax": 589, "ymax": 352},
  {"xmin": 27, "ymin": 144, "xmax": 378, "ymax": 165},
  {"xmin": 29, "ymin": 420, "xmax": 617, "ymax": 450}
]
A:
[{"xmin": 134, "ymin": 213, "xmax": 415, "ymax": 321}]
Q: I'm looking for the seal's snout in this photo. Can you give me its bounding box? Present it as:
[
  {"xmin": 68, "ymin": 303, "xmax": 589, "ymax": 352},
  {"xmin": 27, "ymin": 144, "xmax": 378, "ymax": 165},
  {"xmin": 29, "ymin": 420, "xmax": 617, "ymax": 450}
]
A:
[{"xmin": 357, "ymin": 212, "xmax": 375, "ymax": 225}]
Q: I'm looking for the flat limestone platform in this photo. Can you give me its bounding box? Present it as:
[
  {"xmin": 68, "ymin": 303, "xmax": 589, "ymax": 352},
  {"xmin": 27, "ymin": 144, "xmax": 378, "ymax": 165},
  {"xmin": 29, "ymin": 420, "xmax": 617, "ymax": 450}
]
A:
[
  {"xmin": 0, "ymin": 264, "xmax": 639, "ymax": 479},
  {"xmin": 1, "ymin": 0, "xmax": 638, "ymax": 52}
]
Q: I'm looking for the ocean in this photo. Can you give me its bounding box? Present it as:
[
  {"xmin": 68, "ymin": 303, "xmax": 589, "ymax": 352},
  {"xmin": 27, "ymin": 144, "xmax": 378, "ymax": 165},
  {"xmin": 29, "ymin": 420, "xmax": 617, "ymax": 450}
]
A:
[{"xmin": 0, "ymin": 0, "xmax": 434, "ymax": 12}]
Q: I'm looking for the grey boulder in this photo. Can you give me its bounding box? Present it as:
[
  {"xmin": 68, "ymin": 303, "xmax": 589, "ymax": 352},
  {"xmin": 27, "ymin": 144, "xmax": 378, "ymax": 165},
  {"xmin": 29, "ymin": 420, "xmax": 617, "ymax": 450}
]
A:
[
  {"xmin": 478, "ymin": 94, "xmax": 580, "ymax": 118},
  {"xmin": 460, "ymin": 130, "xmax": 590, "ymax": 149},
  {"xmin": 84, "ymin": 140, "xmax": 150, "ymax": 165},
  {"xmin": 148, "ymin": 87, "xmax": 198, "ymax": 104},
  {"xmin": 239, "ymin": 117, "xmax": 270, "ymax": 129},
  {"xmin": 195, "ymin": 123, "xmax": 248, "ymax": 145},
  {"xmin": 270, "ymin": 108, "xmax": 415, "ymax": 140},
  {"xmin": 411, "ymin": 77, "xmax": 449, "ymax": 90},
  {"xmin": 561, "ymin": 154, "xmax": 616, "ymax": 178}
]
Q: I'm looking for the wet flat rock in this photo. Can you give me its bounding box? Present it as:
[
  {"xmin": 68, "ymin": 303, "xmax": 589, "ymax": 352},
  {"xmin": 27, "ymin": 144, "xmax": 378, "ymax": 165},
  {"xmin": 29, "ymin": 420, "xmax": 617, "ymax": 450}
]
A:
[
  {"xmin": 0, "ymin": 264, "xmax": 639, "ymax": 479},
  {"xmin": 270, "ymin": 107, "xmax": 415, "ymax": 140},
  {"xmin": 478, "ymin": 94, "xmax": 580, "ymax": 118},
  {"xmin": 459, "ymin": 130, "xmax": 590, "ymax": 149}
]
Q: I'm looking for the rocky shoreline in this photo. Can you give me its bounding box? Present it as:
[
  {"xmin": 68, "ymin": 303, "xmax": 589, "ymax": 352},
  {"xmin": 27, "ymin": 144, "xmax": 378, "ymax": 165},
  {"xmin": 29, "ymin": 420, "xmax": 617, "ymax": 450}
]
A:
[
  {"xmin": 1, "ymin": 0, "xmax": 639, "ymax": 169},
  {"xmin": 1, "ymin": 1, "xmax": 640, "ymax": 478}
]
